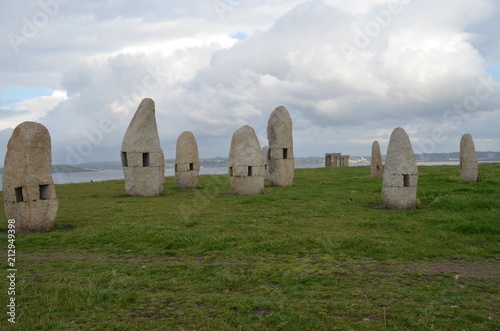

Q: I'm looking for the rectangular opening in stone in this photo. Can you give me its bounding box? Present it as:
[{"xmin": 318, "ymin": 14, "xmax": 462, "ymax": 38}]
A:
[
  {"xmin": 142, "ymin": 153, "xmax": 150, "ymax": 167},
  {"xmin": 39, "ymin": 185, "xmax": 50, "ymax": 200},
  {"xmin": 15, "ymin": 187, "xmax": 24, "ymax": 203},
  {"xmin": 229, "ymin": 167, "xmax": 233, "ymax": 177},
  {"xmin": 121, "ymin": 152, "xmax": 128, "ymax": 167},
  {"xmin": 175, "ymin": 164, "xmax": 178, "ymax": 172},
  {"xmin": 283, "ymin": 148, "xmax": 288, "ymax": 159},
  {"xmin": 248, "ymin": 166, "xmax": 253, "ymax": 176},
  {"xmin": 189, "ymin": 163, "xmax": 194, "ymax": 171},
  {"xmin": 377, "ymin": 165, "xmax": 380, "ymax": 171},
  {"xmin": 265, "ymin": 164, "xmax": 268, "ymax": 170},
  {"xmin": 403, "ymin": 174, "xmax": 410, "ymax": 187}
]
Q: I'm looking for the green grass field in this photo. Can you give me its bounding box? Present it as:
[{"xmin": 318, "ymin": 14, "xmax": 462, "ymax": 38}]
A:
[{"xmin": 1, "ymin": 164, "xmax": 499, "ymax": 330}]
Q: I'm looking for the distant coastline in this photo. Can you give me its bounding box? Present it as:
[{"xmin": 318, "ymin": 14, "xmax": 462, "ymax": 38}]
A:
[{"xmin": 0, "ymin": 152, "xmax": 499, "ymax": 174}]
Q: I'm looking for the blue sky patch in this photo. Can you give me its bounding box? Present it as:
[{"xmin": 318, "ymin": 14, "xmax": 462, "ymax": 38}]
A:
[
  {"xmin": 231, "ymin": 32, "xmax": 247, "ymax": 40},
  {"xmin": 486, "ymin": 68, "xmax": 500, "ymax": 86},
  {"xmin": 0, "ymin": 87, "xmax": 51, "ymax": 108}
]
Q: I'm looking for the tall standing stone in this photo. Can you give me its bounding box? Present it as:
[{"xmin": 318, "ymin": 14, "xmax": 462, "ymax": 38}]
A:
[
  {"xmin": 3, "ymin": 122, "xmax": 58, "ymax": 233},
  {"xmin": 370, "ymin": 140, "xmax": 383, "ymax": 178},
  {"xmin": 267, "ymin": 105, "xmax": 294, "ymax": 187},
  {"xmin": 460, "ymin": 133, "xmax": 478, "ymax": 183},
  {"xmin": 261, "ymin": 146, "xmax": 270, "ymax": 181},
  {"xmin": 175, "ymin": 131, "xmax": 200, "ymax": 189},
  {"xmin": 382, "ymin": 127, "xmax": 418, "ymax": 210},
  {"xmin": 121, "ymin": 98, "xmax": 165, "ymax": 196},
  {"xmin": 228, "ymin": 125, "xmax": 265, "ymax": 195}
]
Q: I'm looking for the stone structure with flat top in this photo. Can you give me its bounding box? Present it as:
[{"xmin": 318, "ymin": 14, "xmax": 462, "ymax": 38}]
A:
[{"xmin": 325, "ymin": 153, "xmax": 350, "ymax": 167}]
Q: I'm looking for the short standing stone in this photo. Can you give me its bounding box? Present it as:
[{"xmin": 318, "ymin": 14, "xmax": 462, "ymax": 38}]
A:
[
  {"xmin": 121, "ymin": 98, "xmax": 165, "ymax": 196},
  {"xmin": 228, "ymin": 125, "xmax": 265, "ymax": 195},
  {"xmin": 261, "ymin": 146, "xmax": 270, "ymax": 181},
  {"xmin": 175, "ymin": 131, "xmax": 200, "ymax": 189},
  {"xmin": 267, "ymin": 105, "xmax": 294, "ymax": 187},
  {"xmin": 3, "ymin": 122, "xmax": 58, "ymax": 233},
  {"xmin": 370, "ymin": 140, "xmax": 383, "ymax": 178},
  {"xmin": 460, "ymin": 133, "xmax": 478, "ymax": 183},
  {"xmin": 382, "ymin": 127, "xmax": 418, "ymax": 210}
]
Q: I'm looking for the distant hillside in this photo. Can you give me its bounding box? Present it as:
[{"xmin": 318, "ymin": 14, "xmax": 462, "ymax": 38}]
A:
[
  {"xmin": 2, "ymin": 152, "xmax": 496, "ymax": 174},
  {"xmin": 51, "ymin": 165, "xmax": 95, "ymax": 173},
  {"xmin": 415, "ymin": 151, "xmax": 500, "ymax": 161}
]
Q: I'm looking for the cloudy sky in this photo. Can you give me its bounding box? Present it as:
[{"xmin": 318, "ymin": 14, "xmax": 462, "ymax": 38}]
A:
[{"xmin": 1, "ymin": 0, "xmax": 499, "ymax": 166}]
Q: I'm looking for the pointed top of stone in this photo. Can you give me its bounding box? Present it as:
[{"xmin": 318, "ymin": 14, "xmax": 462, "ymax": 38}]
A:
[{"xmin": 121, "ymin": 98, "xmax": 161, "ymax": 151}]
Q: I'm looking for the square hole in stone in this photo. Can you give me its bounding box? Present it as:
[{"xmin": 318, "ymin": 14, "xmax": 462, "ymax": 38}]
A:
[
  {"xmin": 15, "ymin": 187, "xmax": 24, "ymax": 203},
  {"xmin": 121, "ymin": 152, "xmax": 128, "ymax": 167},
  {"xmin": 248, "ymin": 166, "xmax": 253, "ymax": 176},
  {"xmin": 229, "ymin": 167, "xmax": 233, "ymax": 177},
  {"xmin": 39, "ymin": 184, "xmax": 50, "ymax": 200},
  {"xmin": 189, "ymin": 163, "xmax": 194, "ymax": 171},
  {"xmin": 142, "ymin": 153, "xmax": 150, "ymax": 167},
  {"xmin": 283, "ymin": 148, "xmax": 288, "ymax": 159},
  {"xmin": 403, "ymin": 174, "xmax": 410, "ymax": 187}
]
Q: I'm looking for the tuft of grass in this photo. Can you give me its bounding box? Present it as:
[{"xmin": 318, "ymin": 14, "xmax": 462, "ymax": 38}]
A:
[{"xmin": 0, "ymin": 164, "xmax": 499, "ymax": 330}]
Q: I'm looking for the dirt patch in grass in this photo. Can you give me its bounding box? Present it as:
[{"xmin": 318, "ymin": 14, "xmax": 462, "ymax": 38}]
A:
[
  {"xmin": 10, "ymin": 251, "xmax": 500, "ymax": 278},
  {"xmin": 409, "ymin": 259, "xmax": 499, "ymax": 278}
]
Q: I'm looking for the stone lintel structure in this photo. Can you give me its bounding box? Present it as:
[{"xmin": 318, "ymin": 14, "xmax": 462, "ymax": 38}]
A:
[
  {"xmin": 3, "ymin": 121, "xmax": 58, "ymax": 233},
  {"xmin": 175, "ymin": 131, "xmax": 200, "ymax": 189},
  {"xmin": 460, "ymin": 133, "xmax": 478, "ymax": 183},
  {"xmin": 382, "ymin": 127, "xmax": 418, "ymax": 210},
  {"xmin": 121, "ymin": 98, "xmax": 165, "ymax": 196},
  {"xmin": 370, "ymin": 140, "xmax": 383, "ymax": 178},
  {"xmin": 267, "ymin": 105, "xmax": 294, "ymax": 187},
  {"xmin": 228, "ymin": 125, "xmax": 265, "ymax": 195},
  {"xmin": 261, "ymin": 146, "xmax": 270, "ymax": 181},
  {"xmin": 325, "ymin": 153, "xmax": 350, "ymax": 167}
]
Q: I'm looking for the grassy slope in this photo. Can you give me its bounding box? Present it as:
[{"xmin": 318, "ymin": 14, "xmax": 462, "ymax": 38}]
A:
[{"xmin": 1, "ymin": 164, "xmax": 499, "ymax": 330}]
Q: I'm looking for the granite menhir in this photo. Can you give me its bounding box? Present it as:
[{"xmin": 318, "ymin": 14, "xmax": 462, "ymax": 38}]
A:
[
  {"xmin": 382, "ymin": 127, "xmax": 418, "ymax": 210},
  {"xmin": 175, "ymin": 131, "xmax": 200, "ymax": 189},
  {"xmin": 3, "ymin": 121, "xmax": 58, "ymax": 233},
  {"xmin": 460, "ymin": 133, "xmax": 478, "ymax": 183},
  {"xmin": 267, "ymin": 105, "xmax": 294, "ymax": 187},
  {"xmin": 370, "ymin": 140, "xmax": 383, "ymax": 178},
  {"xmin": 121, "ymin": 98, "xmax": 165, "ymax": 196},
  {"xmin": 228, "ymin": 125, "xmax": 265, "ymax": 195}
]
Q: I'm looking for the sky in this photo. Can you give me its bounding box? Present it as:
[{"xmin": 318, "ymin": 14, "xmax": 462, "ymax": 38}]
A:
[{"xmin": 1, "ymin": 0, "xmax": 499, "ymax": 166}]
